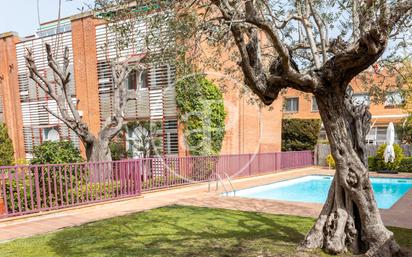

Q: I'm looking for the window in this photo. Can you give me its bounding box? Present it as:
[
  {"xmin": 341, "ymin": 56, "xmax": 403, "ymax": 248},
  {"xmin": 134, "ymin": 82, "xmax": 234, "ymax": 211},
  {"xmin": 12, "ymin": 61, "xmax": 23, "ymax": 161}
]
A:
[
  {"xmin": 311, "ymin": 96, "xmax": 318, "ymax": 112},
  {"xmin": 384, "ymin": 91, "xmax": 404, "ymax": 107},
  {"xmin": 352, "ymin": 93, "xmax": 370, "ymax": 106},
  {"xmin": 127, "ymin": 70, "xmax": 138, "ymax": 90},
  {"xmin": 139, "ymin": 70, "xmax": 149, "ymax": 89},
  {"xmin": 284, "ymin": 98, "xmax": 299, "ymax": 112},
  {"xmin": 127, "ymin": 70, "xmax": 148, "ymax": 91},
  {"xmin": 165, "ymin": 120, "xmax": 178, "ymax": 155},
  {"xmin": 42, "ymin": 128, "xmax": 60, "ymax": 142}
]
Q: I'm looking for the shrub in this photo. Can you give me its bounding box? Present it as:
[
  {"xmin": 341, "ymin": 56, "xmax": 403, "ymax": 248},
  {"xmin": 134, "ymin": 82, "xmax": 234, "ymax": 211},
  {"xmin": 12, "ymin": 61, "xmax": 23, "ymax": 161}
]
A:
[
  {"xmin": 141, "ymin": 175, "xmax": 182, "ymax": 189},
  {"xmin": 191, "ymin": 157, "xmax": 216, "ymax": 181},
  {"xmin": 375, "ymin": 144, "xmax": 404, "ymax": 171},
  {"xmin": 109, "ymin": 141, "xmax": 127, "ymax": 161},
  {"xmin": 4, "ymin": 174, "xmax": 124, "ymax": 214},
  {"xmin": 0, "ymin": 123, "xmax": 14, "ymax": 166},
  {"xmin": 4, "ymin": 173, "xmax": 36, "ymax": 213},
  {"xmin": 368, "ymin": 156, "xmax": 378, "ymax": 171},
  {"xmin": 326, "ymin": 154, "xmax": 335, "ymax": 169},
  {"xmin": 397, "ymin": 157, "xmax": 412, "ymax": 172},
  {"xmin": 68, "ymin": 181, "xmax": 122, "ymax": 201},
  {"xmin": 30, "ymin": 141, "xmax": 83, "ymax": 165},
  {"xmin": 282, "ymin": 119, "xmax": 321, "ymax": 151}
]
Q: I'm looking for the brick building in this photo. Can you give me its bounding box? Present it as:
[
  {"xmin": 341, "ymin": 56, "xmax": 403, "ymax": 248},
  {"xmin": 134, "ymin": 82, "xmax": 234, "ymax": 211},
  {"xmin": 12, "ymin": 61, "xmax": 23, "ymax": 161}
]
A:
[
  {"xmin": 0, "ymin": 12, "xmax": 282, "ymax": 161},
  {"xmin": 282, "ymin": 74, "xmax": 408, "ymax": 145}
]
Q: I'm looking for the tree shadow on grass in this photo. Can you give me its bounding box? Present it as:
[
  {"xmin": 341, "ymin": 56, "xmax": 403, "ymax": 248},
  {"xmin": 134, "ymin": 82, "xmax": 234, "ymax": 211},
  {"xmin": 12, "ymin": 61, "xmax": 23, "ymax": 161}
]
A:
[{"xmin": 47, "ymin": 205, "xmax": 316, "ymax": 257}]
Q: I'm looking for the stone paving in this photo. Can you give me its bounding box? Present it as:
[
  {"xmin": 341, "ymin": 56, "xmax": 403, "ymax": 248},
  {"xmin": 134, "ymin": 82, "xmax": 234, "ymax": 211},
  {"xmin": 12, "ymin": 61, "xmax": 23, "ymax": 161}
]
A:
[{"xmin": 0, "ymin": 167, "xmax": 411, "ymax": 243}]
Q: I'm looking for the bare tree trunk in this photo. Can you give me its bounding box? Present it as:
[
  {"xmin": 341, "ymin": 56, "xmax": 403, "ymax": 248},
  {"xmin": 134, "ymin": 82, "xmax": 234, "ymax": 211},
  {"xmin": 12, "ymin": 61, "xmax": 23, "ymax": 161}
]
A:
[
  {"xmin": 86, "ymin": 138, "xmax": 112, "ymax": 163},
  {"xmin": 85, "ymin": 137, "xmax": 113, "ymax": 182},
  {"xmin": 300, "ymin": 86, "xmax": 404, "ymax": 257}
]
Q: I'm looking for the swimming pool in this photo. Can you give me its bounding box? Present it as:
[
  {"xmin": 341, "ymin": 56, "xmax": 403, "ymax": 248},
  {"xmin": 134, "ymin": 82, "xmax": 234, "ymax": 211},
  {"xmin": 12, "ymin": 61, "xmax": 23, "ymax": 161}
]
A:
[{"xmin": 225, "ymin": 175, "xmax": 412, "ymax": 209}]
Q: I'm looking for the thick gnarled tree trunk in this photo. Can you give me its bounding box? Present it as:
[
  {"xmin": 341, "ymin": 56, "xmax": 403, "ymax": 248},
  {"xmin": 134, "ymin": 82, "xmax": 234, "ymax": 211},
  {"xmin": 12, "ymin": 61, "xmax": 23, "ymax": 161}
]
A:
[
  {"xmin": 207, "ymin": 1, "xmax": 412, "ymax": 256},
  {"xmin": 300, "ymin": 86, "xmax": 402, "ymax": 257}
]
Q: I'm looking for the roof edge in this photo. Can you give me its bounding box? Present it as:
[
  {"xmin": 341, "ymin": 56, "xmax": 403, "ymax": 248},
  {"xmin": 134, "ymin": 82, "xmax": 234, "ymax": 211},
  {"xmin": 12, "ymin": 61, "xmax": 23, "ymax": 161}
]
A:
[
  {"xmin": 0, "ymin": 31, "xmax": 19, "ymax": 39},
  {"xmin": 70, "ymin": 11, "xmax": 95, "ymax": 21}
]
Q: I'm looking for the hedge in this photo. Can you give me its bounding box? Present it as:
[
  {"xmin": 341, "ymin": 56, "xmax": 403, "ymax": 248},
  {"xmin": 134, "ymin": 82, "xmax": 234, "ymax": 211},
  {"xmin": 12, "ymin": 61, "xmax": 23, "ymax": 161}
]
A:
[
  {"xmin": 397, "ymin": 157, "xmax": 412, "ymax": 172},
  {"xmin": 282, "ymin": 119, "xmax": 321, "ymax": 151}
]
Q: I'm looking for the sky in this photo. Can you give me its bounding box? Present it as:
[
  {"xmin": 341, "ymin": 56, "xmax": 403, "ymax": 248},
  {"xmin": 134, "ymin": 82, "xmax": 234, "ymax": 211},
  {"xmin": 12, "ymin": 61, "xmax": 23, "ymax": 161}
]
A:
[{"xmin": 0, "ymin": 0, "xmax": 92, "ymax": 37}]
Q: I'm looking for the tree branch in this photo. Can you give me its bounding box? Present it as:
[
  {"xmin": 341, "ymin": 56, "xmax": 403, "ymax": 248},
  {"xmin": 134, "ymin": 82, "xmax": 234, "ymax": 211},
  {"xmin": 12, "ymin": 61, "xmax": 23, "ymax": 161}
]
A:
[
  {"xmin": 322, "ymin": 0, "xmax": 412, "ymax": 84},
  {"xmin": 300, "ymin": 0, "xmax": 321, "ymax": 68},
  {"xmin": 26, "ymin": 44, "xmax": 95, "ymax": 144},
  {"xmin": 211, "ymin": 0, "xmax": 319, "ymax": 104},
  {"xmin": 308, "ymin": 0, "xmax": 327, "ymax": 64}
]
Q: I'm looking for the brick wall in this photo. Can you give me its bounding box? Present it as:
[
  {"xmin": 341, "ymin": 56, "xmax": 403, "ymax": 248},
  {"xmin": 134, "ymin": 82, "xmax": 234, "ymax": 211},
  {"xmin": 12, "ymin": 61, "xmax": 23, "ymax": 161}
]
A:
[
  {"xmin": 282, "ymin": 84, "xmax": 407, "ymax": 123},
  {"xmin": 71, "ymin": 15, "xmax": 103, "ymax": 157}
]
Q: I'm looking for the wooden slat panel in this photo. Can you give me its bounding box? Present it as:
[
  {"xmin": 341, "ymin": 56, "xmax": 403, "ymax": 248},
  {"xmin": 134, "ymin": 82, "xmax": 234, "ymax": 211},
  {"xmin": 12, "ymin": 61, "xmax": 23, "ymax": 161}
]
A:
[{"xmin": 95, "ymin": 19, "xmax": 177, "ymax": 122}]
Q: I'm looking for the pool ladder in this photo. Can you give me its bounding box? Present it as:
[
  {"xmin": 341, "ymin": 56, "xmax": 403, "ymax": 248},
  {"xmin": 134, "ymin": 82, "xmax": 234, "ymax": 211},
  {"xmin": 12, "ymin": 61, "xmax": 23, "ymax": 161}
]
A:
[{"xmin": 208, "ymin": 171, "xmax": 236, "ymax": 196}]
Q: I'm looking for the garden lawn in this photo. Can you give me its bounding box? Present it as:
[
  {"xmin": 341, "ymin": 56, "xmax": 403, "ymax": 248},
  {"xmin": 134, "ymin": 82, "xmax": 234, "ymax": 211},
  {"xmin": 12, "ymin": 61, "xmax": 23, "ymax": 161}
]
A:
[{"xmin": 0, "ymin": 205, "xmax": 411, "ymax": 257}]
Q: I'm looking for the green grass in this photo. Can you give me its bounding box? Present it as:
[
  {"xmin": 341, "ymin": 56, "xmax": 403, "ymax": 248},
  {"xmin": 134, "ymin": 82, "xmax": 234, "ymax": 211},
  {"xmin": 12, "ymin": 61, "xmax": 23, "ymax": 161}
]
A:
[{"xmin": 0, "ymin": 205, "xmax": 410, "ymax": 257}]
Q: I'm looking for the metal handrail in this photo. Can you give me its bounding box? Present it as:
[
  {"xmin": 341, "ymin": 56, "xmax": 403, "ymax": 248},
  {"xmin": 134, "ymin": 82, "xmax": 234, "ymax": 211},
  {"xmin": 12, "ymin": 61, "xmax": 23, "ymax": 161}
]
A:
[
  {"xmin": 222, "ymin": 171, "xmax": 235, "ymax": 195},
  {"xmin": 208, "ymin": 171, "xmax": 236, "ymax": 195}
]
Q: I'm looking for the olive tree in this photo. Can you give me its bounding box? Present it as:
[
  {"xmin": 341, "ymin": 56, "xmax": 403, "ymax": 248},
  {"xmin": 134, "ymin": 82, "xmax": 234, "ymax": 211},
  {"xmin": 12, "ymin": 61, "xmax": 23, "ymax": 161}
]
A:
[
  {"xmin": 24, "ymin": 0, "xmax": 157, "ymax": 162},
  {"xmin": 25, "ymin": 45, "xmax": 145, "ymax": 162},
  {"xmin": 194, "ymin": 0, "xmax": 411, "ymax": 256}
]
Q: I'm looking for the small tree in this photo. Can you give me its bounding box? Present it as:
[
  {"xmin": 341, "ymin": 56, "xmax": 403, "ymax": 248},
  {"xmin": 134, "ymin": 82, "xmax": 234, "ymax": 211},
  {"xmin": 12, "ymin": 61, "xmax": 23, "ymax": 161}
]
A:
[
  {"xmin": 25, "ymin": 44, "xmax": 146, "ymax": 162},
  {"xmin": 0, "ymin": 123, "xmax": 14, "ymax": 166}
]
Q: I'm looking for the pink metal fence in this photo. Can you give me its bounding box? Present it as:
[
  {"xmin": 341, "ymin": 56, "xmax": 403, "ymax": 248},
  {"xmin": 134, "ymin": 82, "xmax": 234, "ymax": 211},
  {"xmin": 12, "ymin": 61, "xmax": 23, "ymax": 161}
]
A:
[{"xmin": 0, "ymin": 151, "xmax": 313, "ymax": 218}]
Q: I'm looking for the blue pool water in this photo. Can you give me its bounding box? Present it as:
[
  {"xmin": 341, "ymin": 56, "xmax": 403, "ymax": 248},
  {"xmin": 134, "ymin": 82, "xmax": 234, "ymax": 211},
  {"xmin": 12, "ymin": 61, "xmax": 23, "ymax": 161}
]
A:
[{"xmin": 226, "ymin": 175, "xmax": 412, "ymax": 209}]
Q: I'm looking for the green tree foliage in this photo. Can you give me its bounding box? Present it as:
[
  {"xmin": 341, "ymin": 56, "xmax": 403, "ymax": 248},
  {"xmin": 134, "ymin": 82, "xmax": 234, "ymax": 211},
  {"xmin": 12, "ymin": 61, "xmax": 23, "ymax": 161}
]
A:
[
  {"xmin": 30, "ymin": 141, "xmax": 83, "ymax": 165},
  {"xmin": 176, "ymin": 75, "xmax": 226, "ymax": 156},
  {"xmin": 396, "ymin": 114, "xmax": 412, "ymax": 144},
  {"xmin": 109, "ymin": 140, "xmax": 127, "ymax": 161},
  {"xmin": 0, "ymin": 123, "xmax": 14, "ymax": 166},
  {"xmin": 282, "ymin": 119, "xmax": 321, "ymax": 151}
]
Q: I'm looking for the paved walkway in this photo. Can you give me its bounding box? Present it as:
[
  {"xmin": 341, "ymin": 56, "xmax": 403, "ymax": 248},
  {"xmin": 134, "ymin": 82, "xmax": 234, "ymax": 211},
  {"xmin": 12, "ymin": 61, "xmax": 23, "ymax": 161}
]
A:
[{"xmin": 0, "ymin": 167, "xmax": 411, "ymax": 242}]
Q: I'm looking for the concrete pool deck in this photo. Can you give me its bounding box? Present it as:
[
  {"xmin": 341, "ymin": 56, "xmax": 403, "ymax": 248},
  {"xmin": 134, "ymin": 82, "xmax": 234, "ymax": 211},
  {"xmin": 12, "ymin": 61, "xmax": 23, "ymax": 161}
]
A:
[{"xmin": 0, "ymin": 167, "xmax": 411, "ymax": 242}]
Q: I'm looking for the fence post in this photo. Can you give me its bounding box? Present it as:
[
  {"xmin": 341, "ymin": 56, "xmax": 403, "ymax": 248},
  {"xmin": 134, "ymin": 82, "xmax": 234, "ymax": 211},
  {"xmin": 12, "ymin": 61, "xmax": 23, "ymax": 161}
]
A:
[
  {"xmin": 276, "ymin": 153, "xmax": 282, "ymax": 170},
  {"xmin": 0, "ymin": 174, "xmax": 5, "ymax": 215},
  {"xmin": 248, "ymin": 154, "xmax": 252, "ymax": 176},
  {"xmin": 34, "ymin": 167, "xmax": 41, "ymax": 209}
]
